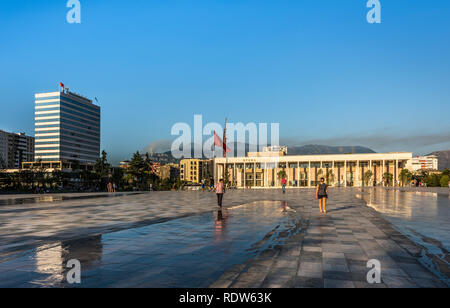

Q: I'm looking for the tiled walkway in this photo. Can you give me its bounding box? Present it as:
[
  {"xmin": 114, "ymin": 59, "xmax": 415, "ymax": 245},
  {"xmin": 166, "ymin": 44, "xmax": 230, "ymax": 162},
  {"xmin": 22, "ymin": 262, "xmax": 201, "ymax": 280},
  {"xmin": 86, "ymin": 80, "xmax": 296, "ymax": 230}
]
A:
[{"xmin": 0, "ymin": 189, "xmax": 447, "ymax": 288}]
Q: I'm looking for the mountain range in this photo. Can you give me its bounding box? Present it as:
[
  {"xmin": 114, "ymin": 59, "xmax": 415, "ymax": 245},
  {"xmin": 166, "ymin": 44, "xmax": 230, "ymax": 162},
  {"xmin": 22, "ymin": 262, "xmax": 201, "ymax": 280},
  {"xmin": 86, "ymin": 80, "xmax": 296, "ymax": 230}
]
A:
[
  {"xmin": 288, "ymin": 145, "xmax": 376, "ymax": 155},
  {"xmin": 427, "ymin": 150, "xmax": 450, "ymax": 170},
  {"xmin": 159, "ymin": 144, "xmax": 376, "ymax": 161}
]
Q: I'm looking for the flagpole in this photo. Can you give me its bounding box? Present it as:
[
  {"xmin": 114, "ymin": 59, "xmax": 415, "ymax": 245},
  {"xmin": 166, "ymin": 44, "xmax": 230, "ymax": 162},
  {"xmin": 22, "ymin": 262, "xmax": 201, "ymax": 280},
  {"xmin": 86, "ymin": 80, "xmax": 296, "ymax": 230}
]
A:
[
  {"xmin": 223, "ymin": 118, "xmax": 228, "ymax": 186},
  {"xmin": 213, "ymin": 131, "xmax": 216, "ymax": 185}
]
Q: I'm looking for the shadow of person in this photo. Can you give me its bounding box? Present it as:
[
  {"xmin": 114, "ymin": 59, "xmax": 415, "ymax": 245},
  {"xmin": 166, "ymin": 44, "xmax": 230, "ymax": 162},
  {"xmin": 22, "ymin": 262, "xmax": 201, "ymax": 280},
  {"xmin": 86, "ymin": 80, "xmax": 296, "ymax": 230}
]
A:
[{"xmin": 326, "ymin": 205, "xmax": 356, "ymax": 213}]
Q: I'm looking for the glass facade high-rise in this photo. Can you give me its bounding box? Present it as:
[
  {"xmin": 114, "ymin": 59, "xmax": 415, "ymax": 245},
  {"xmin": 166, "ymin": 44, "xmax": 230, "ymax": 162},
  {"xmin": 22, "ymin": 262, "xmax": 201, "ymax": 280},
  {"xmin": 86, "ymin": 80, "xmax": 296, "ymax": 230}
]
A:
[{"xmin": 34, "ymin": 90, "xmax": 101, "ymax": 164}]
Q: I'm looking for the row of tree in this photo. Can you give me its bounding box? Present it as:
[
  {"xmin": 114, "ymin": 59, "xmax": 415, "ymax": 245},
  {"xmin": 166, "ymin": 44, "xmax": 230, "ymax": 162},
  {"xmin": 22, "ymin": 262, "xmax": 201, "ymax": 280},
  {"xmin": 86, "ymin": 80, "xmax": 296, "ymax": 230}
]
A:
[
  {"xmin": 0, "ymin": 151, "xmax": 184, "ymax": 193},
  {"xmin": 275, "ymin": 168, "xmax": 418, "ymax": 187},
  {"xmin": 420, "ymin": 169, "xmax": 450, "ymax": 187}
]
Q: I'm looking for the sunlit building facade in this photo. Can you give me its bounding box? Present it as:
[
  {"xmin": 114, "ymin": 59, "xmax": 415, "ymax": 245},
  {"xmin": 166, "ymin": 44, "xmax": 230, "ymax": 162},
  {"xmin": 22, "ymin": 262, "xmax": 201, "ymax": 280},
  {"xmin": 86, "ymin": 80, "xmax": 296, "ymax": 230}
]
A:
[
  {"xmin": 180, "ymin": 159, "xmax": 213, "ymax": 184},
  {"xmin": 214, "ymin": 148, "xmax": 413, "ymax": 188},
  {"xmin": 34, "ymin": 90, "xmax": 100, "ymax": 164},
  {"xmin": 411, "ymin": 155, "xmax": 439, "ymax": 171}
]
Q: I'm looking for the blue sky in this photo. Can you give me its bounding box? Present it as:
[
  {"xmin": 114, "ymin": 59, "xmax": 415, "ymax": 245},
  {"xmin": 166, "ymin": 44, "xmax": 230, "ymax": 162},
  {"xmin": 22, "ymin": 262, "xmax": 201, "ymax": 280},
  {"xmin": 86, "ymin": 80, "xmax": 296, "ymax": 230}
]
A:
[{"xmin": 1, "ymin": 0, "xmax": 449, "ymax": 163}]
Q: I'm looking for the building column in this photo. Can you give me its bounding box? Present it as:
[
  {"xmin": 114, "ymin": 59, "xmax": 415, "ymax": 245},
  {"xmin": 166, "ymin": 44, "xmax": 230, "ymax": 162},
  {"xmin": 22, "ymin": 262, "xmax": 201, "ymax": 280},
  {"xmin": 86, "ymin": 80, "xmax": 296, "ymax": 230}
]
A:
[
  {"xmin": 297, "ymin": 162, "xmax": 301, "ymax": 187},
  {"xmin": 332, "ymin": 161, "xmax": 335, "ymax": 186},
  {"xmin": 344, "ymin": 161, "xmax": 347, "ymax": 187},
  {"xmin": 308, "ymin": 161, "xmax": 311, "ymax": 187},
  {"xmin": 382, "ymin": 160, "xmax": 385, "ymax": 186},
  {"xmin": 233, "ymin": 163, "xmax": 236, "ymax": 186},
  {"xmin": 286, "ymin": 163, "xmax": 290, "ymax": 186},
  {"xmin": 243, "ymin": 163, "xmax": 246, "ymax": 188},
  {"xmin": 214, "ymin": 161, "xmax": 218, "ymax": 185},
  {"xmin": 369, "ymin": 160, "xmax": 373, "ymax": 186},
  {"xmin": 395, "ymin": 159, "xmax": 399, "ymax": 186},
  {"xmin": 264, "ymin": 164, "xmax": 267, "ymax": 188},
  {"xmin": 356, "ymin": 160, "xmax": 360, "ymax": 187},
  {"xmin": 254, "ymin": 163, "xmax": 257, "ymax": 188}
]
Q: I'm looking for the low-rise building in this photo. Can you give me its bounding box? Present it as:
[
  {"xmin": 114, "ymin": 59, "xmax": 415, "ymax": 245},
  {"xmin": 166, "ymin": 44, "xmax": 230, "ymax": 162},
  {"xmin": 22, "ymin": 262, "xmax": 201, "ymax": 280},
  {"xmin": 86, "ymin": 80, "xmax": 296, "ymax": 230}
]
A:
[
  {"xmin": 180, "ymin": 159, "xmax": 213, "ymax": 184},
  {"xmin": 411, "ymin": 155, "xmax": 439, "ymax": 171},
  {"xmin": 0, "ymin": 130, "xmax": 34, "ymax": 169},
  {"xmin": 214, "ymin": 147, "xmax": 413, "ymax": 188},
  {"xmin": 157, "ymin": 163, "xmax": 180, "ymax": 181}
]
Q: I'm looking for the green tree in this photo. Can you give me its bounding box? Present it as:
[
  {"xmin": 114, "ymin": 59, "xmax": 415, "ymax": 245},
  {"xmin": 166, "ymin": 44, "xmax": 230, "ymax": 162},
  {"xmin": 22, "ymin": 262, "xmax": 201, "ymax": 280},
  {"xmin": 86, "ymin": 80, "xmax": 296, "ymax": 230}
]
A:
[
  {"xmin": 363, "ymin": 170, "xmax": 373, "ymax": 186},
  {"xmin": 326, "ymin": 169, "xmax": 335, "ymax": 185},
  {"xmin": 94, "ymin": 150, "xmax": 111, "ymax": 190},
  {"xmin": 383, "ymin": 172, "xmax": 393, "ymax": 186},
  {"xmin": 129, "ymin": 151, "xmax": 145, "ymax": 190},
  {"xmin": 51, "ymin": 170, "xmax": 63, "ymax": 190},
  {"xmin": 399, "ymin": 169, "xmax": 413, "ymax": 187},
  {"xmin": 111, "ymin": 167, "xmax": 125, "ymax": 191},
  {"xmin": 277, "ymin": 169, "xmax": 287, "ymax": 180},
  {"xmin": 33, "ymin": 162, "xmax": 47, "ymax": 191},
  {"xmin": 425, "ymin": 174, "xmax": 441, "ymax": 187},
  {"xmin": 440, "ymin": 175, "xmax": 449, "ymax": 188}
]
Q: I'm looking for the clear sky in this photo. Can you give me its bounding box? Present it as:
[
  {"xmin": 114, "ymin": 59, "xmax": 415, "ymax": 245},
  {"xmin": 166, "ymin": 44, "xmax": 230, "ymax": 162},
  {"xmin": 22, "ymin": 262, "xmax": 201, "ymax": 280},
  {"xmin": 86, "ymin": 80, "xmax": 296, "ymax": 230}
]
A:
[{"xmin": 1, "ymin": 0, "xmax": 449, "ymax": 163}]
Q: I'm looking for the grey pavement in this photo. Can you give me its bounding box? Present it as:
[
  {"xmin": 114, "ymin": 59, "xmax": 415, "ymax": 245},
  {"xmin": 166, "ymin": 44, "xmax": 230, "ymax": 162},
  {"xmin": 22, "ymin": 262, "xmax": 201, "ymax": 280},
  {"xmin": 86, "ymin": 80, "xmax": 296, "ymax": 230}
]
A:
[{"xmin": 0, "ymin": 188, "xmax": 448, "ymax": 288}]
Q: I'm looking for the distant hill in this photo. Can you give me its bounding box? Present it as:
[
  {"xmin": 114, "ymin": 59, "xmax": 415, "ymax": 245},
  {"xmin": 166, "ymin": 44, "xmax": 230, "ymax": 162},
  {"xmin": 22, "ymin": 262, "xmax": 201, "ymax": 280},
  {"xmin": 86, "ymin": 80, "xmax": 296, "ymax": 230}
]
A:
[
  {"xmin": 288, "ymin": 145, "xmax": 376, "ymax": 155},
  {"xmin": 427, "ymin": 150, "xmax": 450, "ymax": 170}
]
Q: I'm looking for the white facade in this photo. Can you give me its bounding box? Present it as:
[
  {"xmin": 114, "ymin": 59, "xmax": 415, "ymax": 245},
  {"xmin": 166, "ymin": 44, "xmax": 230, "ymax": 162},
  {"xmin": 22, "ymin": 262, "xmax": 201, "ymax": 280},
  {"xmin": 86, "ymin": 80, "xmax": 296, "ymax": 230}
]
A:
[
  {"xmin": 214, "ymin": 151, "xmax": 413, "ymax": 188},
  {"xmin": 35, "ymin": 90, "xmax": 101, "ymax": 164},
  {"xmin": 411, "ymin": 155, "xmax": 439, "ymax": 171}
]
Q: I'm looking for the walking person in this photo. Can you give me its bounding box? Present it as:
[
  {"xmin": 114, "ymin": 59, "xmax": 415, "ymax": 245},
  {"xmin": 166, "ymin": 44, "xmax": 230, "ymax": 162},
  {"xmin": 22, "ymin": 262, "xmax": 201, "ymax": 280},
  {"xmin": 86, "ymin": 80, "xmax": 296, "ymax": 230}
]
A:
[
  {"xmin": 281, "ymin": 177, "xmax": 287, "ymax": 194},
  {"xmin": 215, "ymin": 179, "xmax": 225, "ymax": 208},
  {"xmin": 316, "ymin": 177, "xmax": 328, "ymax": 214}
]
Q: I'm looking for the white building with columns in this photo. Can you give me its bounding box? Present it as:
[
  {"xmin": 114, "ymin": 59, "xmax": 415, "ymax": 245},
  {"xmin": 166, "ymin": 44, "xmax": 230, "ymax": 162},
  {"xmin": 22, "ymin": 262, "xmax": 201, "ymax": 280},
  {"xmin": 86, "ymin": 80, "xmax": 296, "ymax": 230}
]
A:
[{"xmin": 214, "ymin": 148, "xmax": 413, "ymax": 188}]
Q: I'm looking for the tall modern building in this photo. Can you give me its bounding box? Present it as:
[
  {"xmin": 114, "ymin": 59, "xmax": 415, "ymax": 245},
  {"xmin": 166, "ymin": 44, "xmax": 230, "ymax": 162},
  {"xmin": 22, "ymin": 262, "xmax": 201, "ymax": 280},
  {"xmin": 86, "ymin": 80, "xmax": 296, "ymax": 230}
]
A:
[
  {"xmin": 34, "ymin": 89, "xmax": 101, "ymax": 165},
  {"xmin": 0, "ymin": 130, "xmax": 34, "ymax": 169}
]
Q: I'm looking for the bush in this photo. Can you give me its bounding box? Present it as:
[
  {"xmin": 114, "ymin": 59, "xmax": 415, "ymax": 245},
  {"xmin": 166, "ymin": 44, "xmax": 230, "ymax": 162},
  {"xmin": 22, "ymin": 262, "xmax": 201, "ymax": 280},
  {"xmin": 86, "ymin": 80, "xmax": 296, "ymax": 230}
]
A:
[
  {"xmin": 441, "ymin": 175, "xmax": 450, "ymax": 188},
  {"xmin": 425, "ymin": 174, "xmax": 441, "ymax": 187}
]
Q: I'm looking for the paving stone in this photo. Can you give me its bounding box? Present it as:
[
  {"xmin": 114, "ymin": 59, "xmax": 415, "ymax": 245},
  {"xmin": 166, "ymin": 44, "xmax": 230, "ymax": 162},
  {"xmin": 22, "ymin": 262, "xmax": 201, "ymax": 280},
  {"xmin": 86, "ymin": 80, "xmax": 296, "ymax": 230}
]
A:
[
  {"xmin": 324, "ymin": 279, "xmax": 355, "ymax": 288},
  {"xmin": 294, "ymin": 277, "xmax": 324, "ymax": 288}
]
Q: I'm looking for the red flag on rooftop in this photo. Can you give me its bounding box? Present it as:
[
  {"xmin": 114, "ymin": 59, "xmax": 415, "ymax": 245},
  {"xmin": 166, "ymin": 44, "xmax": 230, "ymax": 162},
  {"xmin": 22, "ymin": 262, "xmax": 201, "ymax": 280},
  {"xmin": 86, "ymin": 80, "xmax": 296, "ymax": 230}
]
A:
[{"xmin": 59, "ymin": 82, "xmax": 65, "ymax": 88}]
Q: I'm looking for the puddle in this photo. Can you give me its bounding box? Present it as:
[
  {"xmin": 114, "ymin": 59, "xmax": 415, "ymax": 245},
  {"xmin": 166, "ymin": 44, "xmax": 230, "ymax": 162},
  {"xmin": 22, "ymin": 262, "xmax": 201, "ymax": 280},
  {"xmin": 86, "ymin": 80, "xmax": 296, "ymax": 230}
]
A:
[
  {"xmin": 0, "ymin": 201, "xmax": 302, "ymax": 288},
  {"xmin": 0, "ymin": 193, "xmax": 141, "ymax": 206}
]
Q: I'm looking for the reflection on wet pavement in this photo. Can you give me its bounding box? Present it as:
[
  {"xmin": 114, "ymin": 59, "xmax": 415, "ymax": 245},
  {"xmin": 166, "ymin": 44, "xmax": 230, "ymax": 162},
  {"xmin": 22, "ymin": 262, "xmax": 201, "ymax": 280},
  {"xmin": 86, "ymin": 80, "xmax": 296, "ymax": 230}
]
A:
[
  {"xmin": 358, "ymin": 189, "xmax": 450, "ymax": 285},
  {"xmin": 0, "ymin": 193, "xmax": 140, "ymax": 206},
  {"xmin": 0, "ymin": 201, "xmax": 302, "ymax": 288}
]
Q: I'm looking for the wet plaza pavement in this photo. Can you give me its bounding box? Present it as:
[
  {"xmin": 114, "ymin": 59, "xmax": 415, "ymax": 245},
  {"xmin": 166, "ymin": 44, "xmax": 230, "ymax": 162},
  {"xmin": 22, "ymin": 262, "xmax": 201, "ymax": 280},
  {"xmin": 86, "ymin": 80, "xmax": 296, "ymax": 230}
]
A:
[{"xmin": 0, "ymin": 188, "xmax": 448, "ymax": 288}]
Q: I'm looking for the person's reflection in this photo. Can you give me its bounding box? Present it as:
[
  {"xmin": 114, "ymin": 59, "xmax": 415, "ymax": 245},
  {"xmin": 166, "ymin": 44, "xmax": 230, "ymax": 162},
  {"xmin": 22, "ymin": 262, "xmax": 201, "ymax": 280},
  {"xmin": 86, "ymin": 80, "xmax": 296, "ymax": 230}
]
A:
[
  {"xmin": 213, "ymin": 209, "xmax": 229, "ymax": 243},
  {"xmin": 61, "ymin": 235, "xmax": 103, "ymax": 271},
  {"xmin": 281, "ymin": 201, "xmax": 288, "ymax": 213}
]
